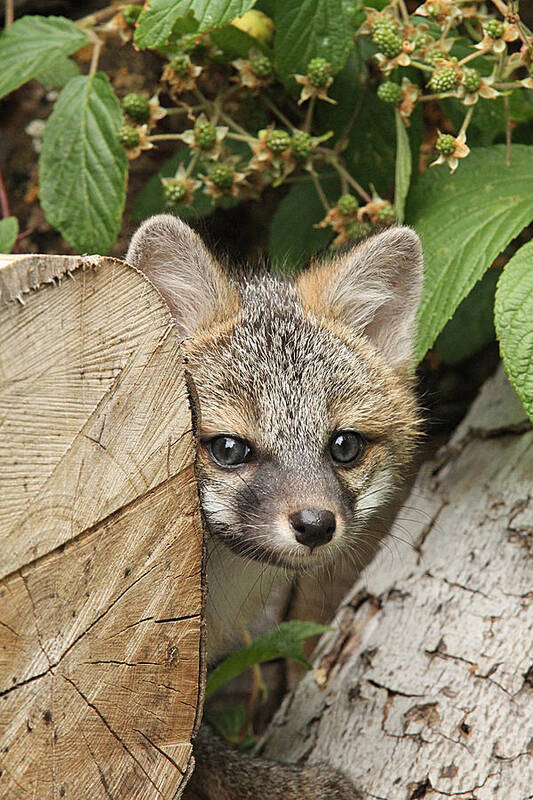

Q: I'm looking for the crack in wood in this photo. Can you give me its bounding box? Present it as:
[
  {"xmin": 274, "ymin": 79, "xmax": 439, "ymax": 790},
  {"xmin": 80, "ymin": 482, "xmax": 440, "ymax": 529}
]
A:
[{"xmin": 62, "ymin": 675, "xmax": 166, "ymax": 798}]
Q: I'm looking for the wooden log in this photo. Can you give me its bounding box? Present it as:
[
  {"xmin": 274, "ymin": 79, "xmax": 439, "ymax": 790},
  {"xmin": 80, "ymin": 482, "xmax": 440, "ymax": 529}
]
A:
[
  {"xmin": 0, "ymin": 254, "xmax": 205, "ymax": 799},
  {"xmin": 259, "ymin": 367, "xmax": 533, "ymax": 799}
]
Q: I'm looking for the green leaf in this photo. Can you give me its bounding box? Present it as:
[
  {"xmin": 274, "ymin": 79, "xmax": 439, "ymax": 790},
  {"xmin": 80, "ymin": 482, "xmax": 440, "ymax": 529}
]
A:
[
  {"xmin": 36, "ymin": 55, "xmax": 80, "ymax": 90},
  {"xmin": 207, "ymin": 705, "xmax": 256, "ymax": 749},
  {"xmin": 495, "ymin": 241, "xmax": 533, "ymax": 422},
  {"xmin": 0, "ymin": 217, "xmax": 19, "ymax": 254},
  {"xmin": 210, "ymin": 23, "xmax": 270, "ymax": 60},
  {"xmin": 0, "ymin": 15, "xmax": 88, "ymax": 99},
  {"xmin": 206, "ymin": 621, "xmax": 330, "ymax": 699},
  {"xmin": 40, "ymin": 73, "xmax": 127, "ymax": 254},
  {"xmin": 274, "ymin": 0, "xmax": 353, "ymax": 82},
  {"xmin": 435, "ymin": 267, "xmax": 499, "ymax": 365},
  {"xmin": 394, "ymin": 109, "xmax": 411, "ymax": 225},
  {"xmin": 407, "ymin": 145, "xmax": 533, "ymax": 363},
  {"xmin": 135, "ymin": 0, "xmax": 256, "ymax": 49},
  {"xmin": 268, "ymin": 172, "xmax": 341, "ymax": 269}
]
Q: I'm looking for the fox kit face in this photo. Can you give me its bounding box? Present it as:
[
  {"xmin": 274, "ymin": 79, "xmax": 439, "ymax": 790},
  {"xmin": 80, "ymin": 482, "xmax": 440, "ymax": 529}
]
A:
[{"xmin": 127, "ymin": 215, "xmax": 423, "ymax": 571}]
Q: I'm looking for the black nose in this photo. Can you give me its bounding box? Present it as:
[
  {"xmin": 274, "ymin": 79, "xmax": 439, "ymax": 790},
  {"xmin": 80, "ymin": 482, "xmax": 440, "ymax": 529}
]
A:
[{"xmin": 289, "ymin": 509, "xmax": 336, "ymax": 549}]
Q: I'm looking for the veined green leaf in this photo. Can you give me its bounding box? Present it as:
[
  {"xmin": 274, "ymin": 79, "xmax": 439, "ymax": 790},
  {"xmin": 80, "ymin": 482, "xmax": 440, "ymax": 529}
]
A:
[
  {"xmin": 0, "ymin": 16, "xmax": 88, "ymax": 99},
  {"xmin": 206, "ymin": 621, "xmax": 330, "ymax": 699},
  {"xmin": 274, "ymin": 0, "xmax": 353, "ymax": 82},
  {"xmin": 40, "ymin": 73, "xmax": 127, "ymax": 254},
  {"xmin": 268, "ymin": 172, "xmax": 341, "ymax": 270},
  {"xmin": 0, "ymin": 217, "xmax": 19, "ymax": 254},
  {"xmin": 407, "ymin": 145, "xmax": 533, "ymax": 363},
  {"xmin": 495, "ymin": 241, "xmax": 533, "ymax": 422},
  {"xmin": 394, "ymin": 109, "xmax": 411, "ymax": 225},
  {"xmin": 435, "ymin": 267, "xmax": 499, "ymax": 365},
  {"xmin": 36, "ymin": 54, "xmax": 80, "ymax": 90},
  {"xmin": 135, "ymin": 0, "xmax": 256, "ymax": 49}
]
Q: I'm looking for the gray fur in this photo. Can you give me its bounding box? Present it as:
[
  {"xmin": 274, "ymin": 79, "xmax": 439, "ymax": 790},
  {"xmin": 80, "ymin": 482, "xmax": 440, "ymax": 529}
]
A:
[{"xmin": 127, "ymin": 215, "xmax": 424, "ymax": 800}]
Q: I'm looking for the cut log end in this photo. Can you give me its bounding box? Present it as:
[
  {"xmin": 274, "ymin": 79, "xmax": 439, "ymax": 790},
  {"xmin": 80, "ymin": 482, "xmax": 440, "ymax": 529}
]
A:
[{"xmin": 0, "ymin": 254, "xmax": 205, "ymax": 799}]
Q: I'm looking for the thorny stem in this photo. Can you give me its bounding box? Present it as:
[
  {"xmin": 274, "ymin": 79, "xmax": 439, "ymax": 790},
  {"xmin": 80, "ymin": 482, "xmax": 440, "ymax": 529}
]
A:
[{"xmin": 165, "ymin": 105, "xmax": 203, "ymax": 116}]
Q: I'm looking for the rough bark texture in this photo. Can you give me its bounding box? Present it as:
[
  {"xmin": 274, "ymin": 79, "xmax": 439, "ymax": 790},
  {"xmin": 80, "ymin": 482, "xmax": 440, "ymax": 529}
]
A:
[
  {"xmin": 0, "ymin": 254, "xmax": 205, "ymax": 799},
  {"xmin": 259, "ymin": 366, "xmax": 533, "ymax": 800}
]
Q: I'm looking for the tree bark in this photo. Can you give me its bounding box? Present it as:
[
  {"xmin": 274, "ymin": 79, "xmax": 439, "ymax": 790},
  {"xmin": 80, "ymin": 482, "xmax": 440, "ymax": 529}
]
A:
[
  {"xmin": 0, "ymin": 254, "xmax": 205, "ymax": 799},
  {"xmin": 259, "ymin": 366, "xmax": 533, "ymax": 800}
]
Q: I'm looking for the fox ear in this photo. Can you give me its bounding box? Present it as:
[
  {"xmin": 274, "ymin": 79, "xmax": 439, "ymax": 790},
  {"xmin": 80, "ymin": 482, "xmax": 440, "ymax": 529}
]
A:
[
  {"xmin": 297, "ymin": 226, "xmax": 424, "ymax": 370},
  {"xmin": 126, "ymin": 214, "xmax": 231, "ymax": 338}
]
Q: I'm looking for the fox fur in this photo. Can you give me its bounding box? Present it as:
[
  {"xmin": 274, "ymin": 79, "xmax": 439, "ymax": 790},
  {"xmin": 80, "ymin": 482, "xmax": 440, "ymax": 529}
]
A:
[{"xmin": 126, "ymin": 214, "xmax": 424, "ymax": 799}]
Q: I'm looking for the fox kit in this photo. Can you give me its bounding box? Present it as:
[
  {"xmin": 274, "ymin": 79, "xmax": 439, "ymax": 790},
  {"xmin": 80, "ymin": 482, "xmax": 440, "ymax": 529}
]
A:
[{"xmin": 126, "ymin": 215, "xmax": 424, "ymax": 799}]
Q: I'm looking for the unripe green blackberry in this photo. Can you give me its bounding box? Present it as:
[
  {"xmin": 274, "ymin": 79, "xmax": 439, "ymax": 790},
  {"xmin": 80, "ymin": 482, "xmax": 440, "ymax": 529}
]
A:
[
  {"xmin": 291, "ymin": 130, "xmax": 313, "ymax": 160},
  {"xmin": 485, "ymin": 19, "xmax": 504, "ymax": 38},
  {"xmin": 170, "ymin": 54, "xmax": 191, "ymax": 76},
  {"xmin": 377, "ymin": 81, "xmax": 403, "ymax": 104},
  {"xmin": 337, "ymin": 194, "xmax": 358, "ymax": 215},
  {"xmin": 306, "ymin": 57, "xmax": 332, "ymax": 88},
  {"xmin": 372, "ymin": 27, "xmax": 403, "ymax": 58},
  {"xmin": 266, "ymin": 129, "xmax": 291, "ymax": 153},
  {"xmin": 250, "ymin": 54, "xmax": 273, "ymax": 78},
  {"xmin": 370, "ymin": 16, "xmax": 398, "ymax": 35},
  {"xmin": 122, "ymin": 93, "xmax": 150, "ymax": 123},
  {"xmin": 377, "ymin": 203, "xmax": 395, "ymax": 222},
  {"xmin": 163, "ymin": 179, "xmax": 187, "ymax": 203},
  {"xmin": 411, "ymin": 30, "xmax": 433, "ymax": 49},
  {"xmin": 117, "ymin": 124, "xmax": 140, "ymax": 148},
  {"xmin": 429, "ymin": 65, "xmax": 458, "ymax": 92},
  {"xmin": 346, "ymin": 220, "xmax": 372, "ymax": 239},
  {"xmin": 121, "ymin": 5, "xmax": 141, "ymax": 27},
  {"xmin": 435, "ymin": 132, "xmax": 456, "ymax": 154},
  {"xmin": 462, "ymin": 67, "xmax": 481, "ymax": 92},
  {"xmin": 210, "ymin": 164, "xmax": 234, "ymax": 189},
  {"xmin": 194, "ymin": 118, "xmax": 217, "ymax": 150}
]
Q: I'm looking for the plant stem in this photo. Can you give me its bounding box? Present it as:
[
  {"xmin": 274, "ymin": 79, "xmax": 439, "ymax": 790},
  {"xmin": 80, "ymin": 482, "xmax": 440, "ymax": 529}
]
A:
[
  {"xmin": 148, "ymin": 134, "xmax": 184, "ymax": 141},
  {"xmin": 87, "ymin": 29, "xmax": 102, "ymax": 77},
  {"xmin": 227, "ymin": 132, "xmax": 256, "ymax": 145},
  {"xmin": 310, "ymin": 169, "xmax": 330, "ymax": 212},
  {"xmin": 77, "ymin": 1, "xmax": 142, "ymax": 27},
  {"xmin": 334, "ymin": 88, "xmax": 367, "ymax": 155},
  {"xmin": 458, "ymin": 48, "xmax": 488, "ymax": 66},
  {"xmin": 263, "ymin": 95, "xmax": 295, "ymax": 130},
  {"xmin": 323, "ymin": 154, "xmax": 371, "ymax": 202},
  {"xmin": 459, "ymin": 106, "xmax": 474, "ymax": 137},
  {"xmin": 304, "ymin": 95, "xmax": 316, "ymax": 133},
  {"xmin": 396, "ymin": 0, "xmax": 409, "ymax": 25},
  {"xmin": 5, "ymin": 0, "xmax": 14, "ymax": 27},
  {"xmin": 409, "ymin": 60, "xmax": 434, "ymax": 72},
  {"xmin": 504, "ymin": 94, "xmax": 511, "ymax": 166}
]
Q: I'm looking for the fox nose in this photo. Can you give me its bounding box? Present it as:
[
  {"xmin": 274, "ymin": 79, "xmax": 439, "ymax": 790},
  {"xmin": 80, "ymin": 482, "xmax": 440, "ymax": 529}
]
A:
[{"xmin": 289, "ymin": 509, "xmax": 336, "ymax": 549}]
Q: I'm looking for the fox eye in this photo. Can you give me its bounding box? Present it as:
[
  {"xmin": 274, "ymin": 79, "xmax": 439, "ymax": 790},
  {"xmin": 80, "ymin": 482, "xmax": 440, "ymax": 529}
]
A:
[
  {"xmin": 207, "ymin": 435, "xmax": 252, "ymax": 468},
  {"xmin": 329, "ymin": 430, "xmax": 365, "ymax": 465}
]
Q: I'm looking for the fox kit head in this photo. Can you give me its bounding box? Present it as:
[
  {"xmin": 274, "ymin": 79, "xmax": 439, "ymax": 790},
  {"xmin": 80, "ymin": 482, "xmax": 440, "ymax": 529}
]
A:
[{"xmin": 127, "ymin": 215, "xmax": 423, "ymax": 570}]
